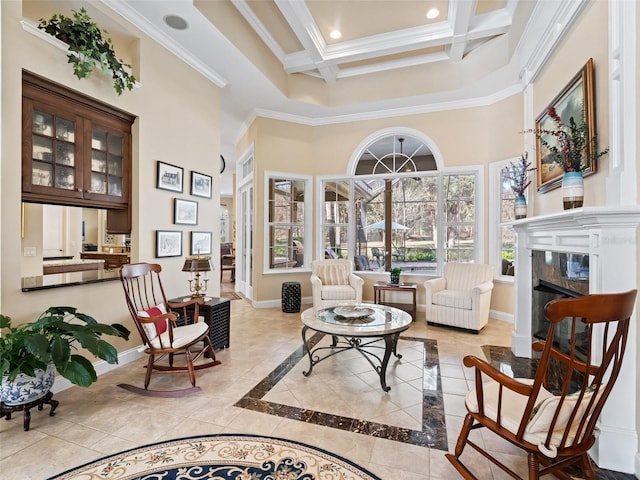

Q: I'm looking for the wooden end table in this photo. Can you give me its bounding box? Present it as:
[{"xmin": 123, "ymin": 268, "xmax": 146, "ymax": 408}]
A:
[{"xmin": 373, "ymin": 282, "xmax": 417, "ymax": 321}]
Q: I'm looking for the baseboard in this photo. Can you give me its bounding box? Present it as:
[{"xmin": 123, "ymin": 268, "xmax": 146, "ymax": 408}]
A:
[
  {"xmin": 253, "ymin": 296, "xmax": 313, "ymax": 310},
  {"xmin": 589, "ymin": 423, "xmax": 638, "ymax": 474},
  {"xmin": 51, "ymin": 345, "xmax": 146, "ymax": 393},
  {"xmin": 489, "ymin": 309, "xmax": 514, "ymax": 323}
]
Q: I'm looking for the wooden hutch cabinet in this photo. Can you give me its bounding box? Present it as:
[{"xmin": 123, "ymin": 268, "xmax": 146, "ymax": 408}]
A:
[{"xmin": 22, "ymin": 71, "xmax": 135, "ymax": 231}]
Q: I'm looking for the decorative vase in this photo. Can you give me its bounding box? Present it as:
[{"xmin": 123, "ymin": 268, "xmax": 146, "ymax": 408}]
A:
[
  {"xmin": 561, "ymin": 171, "xmax": 584, "ymax": 210},
  {"xmin": 390, "ymin": 271, "xmax": 400, "ymax": 284},
  {"xmin": 0, "ymin": 363, "xmax": 56, "ymax": 406},
  {"xmin": 514, "ymin": 195, "xmax": 527, "ymax": 219}
]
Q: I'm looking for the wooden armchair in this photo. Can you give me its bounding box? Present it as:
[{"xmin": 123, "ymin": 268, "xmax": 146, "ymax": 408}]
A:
[
  {"xmin": 446, "ymin": 289, "xmax": 637, "ymax": 480},
  {"xmin": 120, "ymin": 263, "xmax": 220, "ymax": 391}
]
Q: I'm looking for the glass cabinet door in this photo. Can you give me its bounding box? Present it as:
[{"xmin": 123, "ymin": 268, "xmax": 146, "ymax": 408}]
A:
[
  {"xmin": 29, "ymin": 108, "xmax": 81, "ymax": 196},
  {"xmin": 88, "ymin": 128, "xmax": 124, "ymax": 199}
]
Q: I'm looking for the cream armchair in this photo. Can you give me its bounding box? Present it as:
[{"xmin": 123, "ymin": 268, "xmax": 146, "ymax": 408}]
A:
[
  {"xmin": 310, "ymin": 259, "xmax": 364, "ymax": 311},
  {"xmin": 424, "ymin": 262, "xmax": 495, "ymax": 332}
]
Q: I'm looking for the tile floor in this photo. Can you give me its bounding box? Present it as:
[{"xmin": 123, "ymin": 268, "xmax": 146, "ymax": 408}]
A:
[{"xmin": 0, "ymin": 290, "xmax": 633, "ymax": 479}]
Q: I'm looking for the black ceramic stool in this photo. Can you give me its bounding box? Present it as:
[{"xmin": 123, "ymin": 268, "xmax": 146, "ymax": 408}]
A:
[{"xmin": 281, "ymin": 282, "xmax": 301, "ymax": 313}]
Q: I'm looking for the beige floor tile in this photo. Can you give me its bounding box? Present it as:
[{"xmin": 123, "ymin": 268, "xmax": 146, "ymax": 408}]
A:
[{"xmin": 1, "ymin": 293, "xmax": 545, "ymax": 479}]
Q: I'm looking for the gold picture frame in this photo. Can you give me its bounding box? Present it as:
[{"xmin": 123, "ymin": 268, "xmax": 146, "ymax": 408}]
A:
[{"xmin": 535, "ymin": 58, "xmax": 597, "ymax": 193}]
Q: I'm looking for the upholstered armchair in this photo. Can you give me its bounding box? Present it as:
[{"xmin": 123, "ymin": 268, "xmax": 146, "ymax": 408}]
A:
[
  {"xmin": 424, "ymin": 262, "xmax": 495, "ymax": 332},
  {"xmin": 310, "ymin": 259, "xmax": 364, "ymax": 311}
]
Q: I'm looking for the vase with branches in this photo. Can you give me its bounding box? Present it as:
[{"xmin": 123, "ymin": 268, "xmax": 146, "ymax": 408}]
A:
[
  {"xmin": 504, "ymin": 153, "xmax": 536, "ymax": 219},
  {"xmin": 529, "ymin": 105, "xmax": 608, "ymax": 209},
  {"xmin": 535, "ymin": 106, "xmax": 608, "ymax": 173}
]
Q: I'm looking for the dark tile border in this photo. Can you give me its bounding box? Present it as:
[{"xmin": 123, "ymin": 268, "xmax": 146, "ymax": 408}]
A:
[{"xmin": 235, "ymin": 333, "xmax": 448, "ymax": 449}]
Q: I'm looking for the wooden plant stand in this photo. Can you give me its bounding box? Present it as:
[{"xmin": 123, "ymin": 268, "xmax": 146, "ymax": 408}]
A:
[{"xmin": 1, "ymin": 391, "xmax": 59, "ymax": 431}]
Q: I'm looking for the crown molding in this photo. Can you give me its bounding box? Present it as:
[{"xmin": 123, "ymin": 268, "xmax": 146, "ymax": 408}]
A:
[
  {"xmin": 231, "ymin": 0, "xmax": 286, "ymax": 62},
  {"xmin": 101, "ymin": 0, "xmax": 228, "ymax": 88},
  {"xmin": 515, "ymin": 0, "xmax": 589, "ymax": 84},
  {"xmin": 252, "ymin": 82, "xmax": 524, "ymax": 128}
]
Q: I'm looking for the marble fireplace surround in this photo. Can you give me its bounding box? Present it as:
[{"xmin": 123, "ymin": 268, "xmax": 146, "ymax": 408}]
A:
[{"xmin": 512, "ymin": 206, "xmax": 640, "ymax": 473}]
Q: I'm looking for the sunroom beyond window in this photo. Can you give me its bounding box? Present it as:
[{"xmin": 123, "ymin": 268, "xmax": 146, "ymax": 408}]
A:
[{"xmin": 321, "ymin": 134, "xmax": 478, "ymax": 274}]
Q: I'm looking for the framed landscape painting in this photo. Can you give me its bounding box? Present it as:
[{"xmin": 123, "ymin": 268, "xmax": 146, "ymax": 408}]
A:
[
  {"xmin": 535, "ymin": 58, "xmax": 596, "ymax": 193},
  {"xmin": 156, "ymin": 230, "xmax": 182, "ymax": 258}
]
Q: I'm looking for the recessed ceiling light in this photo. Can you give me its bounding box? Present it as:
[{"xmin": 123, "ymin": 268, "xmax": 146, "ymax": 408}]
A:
[
  {"xmin": 329, "ymin": 30, "xmax": 342, "ymax": 40},
  {"xmin": 426, "ymin": 8, "xmax": 440, "ymax": 19},
  {"xmin": 164, "ymin": 14, "xmax": 189, "ymax": 30}
]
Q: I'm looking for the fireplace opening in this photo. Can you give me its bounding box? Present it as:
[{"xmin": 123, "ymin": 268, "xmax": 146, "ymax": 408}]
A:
[{"xmin": 531, "ymin": 251, "xmax": 589, "ymax": 360}]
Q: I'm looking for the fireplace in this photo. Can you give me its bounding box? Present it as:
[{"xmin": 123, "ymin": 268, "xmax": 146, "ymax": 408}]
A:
[
  {"xmin": 512, "ymin": 207, "xmax": 640, "ymax": 472},
  {"xmin": 531, "ymin": 251, "xmax": 588, "ymax": 358}
]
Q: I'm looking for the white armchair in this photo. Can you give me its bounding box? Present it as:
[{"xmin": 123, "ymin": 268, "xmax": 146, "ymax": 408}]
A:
[
  {"xmin": 310, "ymin": 259, "xmax": 364, "ymax": 311},
  {"xmin": 424, "ymin": 262, "xmax": 495, "ymax": 332}
]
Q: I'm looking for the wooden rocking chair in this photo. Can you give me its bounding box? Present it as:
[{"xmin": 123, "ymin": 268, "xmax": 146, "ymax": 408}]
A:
[
  {"xmin": 446, "ymin": 289, "xmax": 637, "ymax": 480},
  {"xmin": 120, "ymin": 263, "xmax": 220, "ymax": 393}
]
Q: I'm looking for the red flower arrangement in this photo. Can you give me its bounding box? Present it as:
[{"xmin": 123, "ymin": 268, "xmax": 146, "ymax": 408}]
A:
[{"xmin": 534, "ymin": 106, "xmax": 608, "ymax": 173}]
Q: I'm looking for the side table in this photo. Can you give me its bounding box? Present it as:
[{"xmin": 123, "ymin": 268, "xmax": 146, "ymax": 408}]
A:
[
  {"xmin": 373, "ymin": 282, "xmax": 417, "ymax": 321},
  {"xmin": 169, "ymin": 296, "xmax": 231, "ymax": 350}
]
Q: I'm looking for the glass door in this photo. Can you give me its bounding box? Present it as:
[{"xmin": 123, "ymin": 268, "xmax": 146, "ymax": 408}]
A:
[{"xmin": 236, "ymin": 153, "xmax": 254, "ymax": 299}]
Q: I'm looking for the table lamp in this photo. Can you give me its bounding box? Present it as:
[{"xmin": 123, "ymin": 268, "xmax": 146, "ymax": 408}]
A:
[{"xmin": 182, "ymin": 255, "xmax": 212, "ymax": 297}]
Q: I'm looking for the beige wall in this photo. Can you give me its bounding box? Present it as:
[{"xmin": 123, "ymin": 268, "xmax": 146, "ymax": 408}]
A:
[
  {"xmin": 247, "ymin": 95, "xmax": 524, "ymax": 304},
  {"xmin": 1, "ymin": 1, "xmax": 221, "ymax": 348},
  {"xmin": 530, "ymin": 0, "xmax": 610, "ymax": 214}
]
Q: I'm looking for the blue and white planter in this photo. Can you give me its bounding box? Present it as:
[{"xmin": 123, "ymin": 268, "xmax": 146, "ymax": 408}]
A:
[
  {"xmin": 1, "ymin": 363, "xmax": 56, "ymax": 406},
  {"xmin": 514, "ymin": 195, "xmax": 527, "ymax": 219},
  {"xmin": 561, "ymin": 172, "xmax": 584, "ymax": 210}
]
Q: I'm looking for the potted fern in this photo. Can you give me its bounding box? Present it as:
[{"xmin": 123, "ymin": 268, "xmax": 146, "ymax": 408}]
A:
[
  {"xmin": 0, "ymin": 307, "xmax": 130, "ymax": 406},
  {"xmin": 37, "ymin": 8, "xmax": 136, "ymax": 95}
]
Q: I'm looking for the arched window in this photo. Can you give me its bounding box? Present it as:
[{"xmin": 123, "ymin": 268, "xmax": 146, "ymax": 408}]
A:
[{"xmin": 320, "ymin": 131, "xmax": 481, "ymax": 275}]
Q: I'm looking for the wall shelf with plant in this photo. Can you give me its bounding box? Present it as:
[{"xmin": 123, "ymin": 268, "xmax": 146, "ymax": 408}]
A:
[{"xmin": 21, "ymin": 7, "xmax": 139, "ymax": 95}]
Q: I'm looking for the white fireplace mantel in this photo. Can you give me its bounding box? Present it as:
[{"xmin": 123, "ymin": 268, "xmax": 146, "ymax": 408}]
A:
[{"xmin": 512, "ymin": 206, "xmax": 640, "ymax": 473}]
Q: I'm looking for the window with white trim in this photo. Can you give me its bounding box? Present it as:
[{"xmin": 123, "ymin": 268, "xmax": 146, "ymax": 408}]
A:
[
  {"xmin": 265, "ymin": 173, "xmax": 311, "ymax": 272},
  {"xmin": 489, "ymin": 158, "xmax": 517, "ymax": 278},
  {"xmin": 320, "ymin": 170, "xmax": 480, "ymax": 274}
]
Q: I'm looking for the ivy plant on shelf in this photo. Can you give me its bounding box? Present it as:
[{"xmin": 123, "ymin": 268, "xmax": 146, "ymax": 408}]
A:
[{"xmin": 38, "ymin": 7, "xmax": 136, "ymax": 95}]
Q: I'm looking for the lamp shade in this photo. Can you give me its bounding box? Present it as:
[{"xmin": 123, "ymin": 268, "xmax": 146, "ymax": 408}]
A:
[{"xmin": 182, "ymin": 256, "xmax": 212, "ymax": 272}]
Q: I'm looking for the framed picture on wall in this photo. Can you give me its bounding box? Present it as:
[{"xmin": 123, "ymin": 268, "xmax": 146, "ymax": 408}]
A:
[
  {"xmin": 191, "ymin": 171, "xmax": 212, "ymax": 198},
  {"xmin": 174, "ymin": 198, "xmax": 198, "ymax": 225},
  {"xmin": 157, "ymin": 161, "xmax": 184, "ymax": 193},
  {"xmin": 191, "ymin": 231, "xmax": 212, "ymax": 256},
  {"xmin": 535, "ymin": 58, "xmax": 596, "ymax": 193},
  {"xmin": 156, "ymin": 230, "xmax": 182, "ymax": 258}
]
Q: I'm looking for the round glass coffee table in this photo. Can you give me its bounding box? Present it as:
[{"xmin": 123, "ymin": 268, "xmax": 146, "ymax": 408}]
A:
[{"xmin": 300, "ymin": 304, "xmax": 411, "ymax": 391}]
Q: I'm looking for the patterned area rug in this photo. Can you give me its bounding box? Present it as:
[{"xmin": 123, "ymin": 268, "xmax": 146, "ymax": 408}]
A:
[
  {"xmin": 49, "ymin": 433, "xmax": 381, "ymax": 480},
  {"xmin": 220, "ymin": 290, "xmax": 242, "ymax": 300}
]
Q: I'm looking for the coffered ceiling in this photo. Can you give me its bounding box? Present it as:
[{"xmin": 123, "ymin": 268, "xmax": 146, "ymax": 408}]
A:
[
  {"xmin": 91, "ymin": 0, "xmax": 579, "ymax": 194},
  {"xmin": 230, "ymin": 0, "xmax": 513, "ymax": 83}
]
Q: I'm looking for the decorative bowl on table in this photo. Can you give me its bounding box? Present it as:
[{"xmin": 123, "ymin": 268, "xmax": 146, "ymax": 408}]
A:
[{"xmin": 333, "ymin": 306, "xmax": 375, "ymax": 319}]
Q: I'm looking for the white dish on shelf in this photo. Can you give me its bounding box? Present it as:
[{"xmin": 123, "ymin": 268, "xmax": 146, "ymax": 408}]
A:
[{"xmin": 333, "ymin": 306, "xmax": 375, "ymax": 319}]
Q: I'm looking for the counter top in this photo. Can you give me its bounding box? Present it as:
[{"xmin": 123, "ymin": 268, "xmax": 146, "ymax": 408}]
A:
[
  {"xmin": 22, "ymin": 269, "xmax": 120, "ymax": 292},
  {"xmin": 43, "ymin": 259, "xmax": 105, "ymax": 266}
]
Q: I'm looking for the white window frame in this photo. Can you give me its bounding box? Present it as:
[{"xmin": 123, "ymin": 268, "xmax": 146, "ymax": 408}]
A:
[
  {"xmin": 263, "ymin": 171, "xmax": 312, "ymax": 274},
  {"xmin": 489, "ymin": 157, "xmax": 520, "ymax": 283},
  {"xmin": 316, "ymin": 165, "xmax": 483, "ymax": 275}
]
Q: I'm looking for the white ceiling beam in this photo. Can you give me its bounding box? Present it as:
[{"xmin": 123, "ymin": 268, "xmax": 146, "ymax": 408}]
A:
[
  {"xmin": 446, "ymin": 0, "xmax": 476, "ymax": 61},
  {"xmin": 275, "ymin": 0, "xmax": 333, "ymax": 81},
  {"xmin": 283, "ymin": 22, "xmax": 454, "ymax": 73},
  {"xmin": 231, "ymin": 0, "xmax": 286, "ymax": 62}
]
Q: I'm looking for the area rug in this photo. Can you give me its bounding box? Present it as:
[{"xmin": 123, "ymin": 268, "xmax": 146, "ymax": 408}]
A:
[
  {"xmin": 49, "ymin": 433, "xmax": 381, "ymax": 480},
  {"xmin": 221, "ymin": 290, "xmax": 242, "ymax": 300}
]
